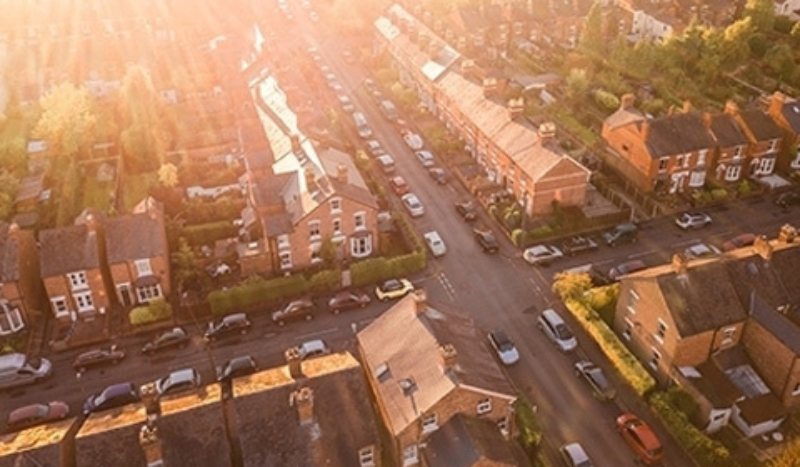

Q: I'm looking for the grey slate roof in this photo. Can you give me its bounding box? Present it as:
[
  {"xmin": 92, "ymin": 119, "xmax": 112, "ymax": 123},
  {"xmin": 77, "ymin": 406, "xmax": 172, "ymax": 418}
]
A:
[
  {"xmin": 780, "ymin": 100, "xmax": 800, "ymax": 132},
  {"xmin": 707, "ymin": 114, "xmax": 749, "ymax": 147},
  {"xmin": 104, "ymin": 212, "xmax": 167, "ymax": 264},
  {"xmin": 39, "ymin": 224, "xmax": 101, "ymax": 277},
  {"xmin": 232, "ymin": 352, "xmax": 380, "ymax": 467},
  {"xmin": 645, "ymin": 112, "xmax": 716, "ymax": 158},
  {"xmin": 739, "ymin": 109, "xmax": 783, "ymax": 141},
  {"xmin": 749, "ymin": 293, "xmax": 800, "ymax": 355},
  {"xmin": 424, "ymin": 414, "xmax": 525, "ymax": 467}
]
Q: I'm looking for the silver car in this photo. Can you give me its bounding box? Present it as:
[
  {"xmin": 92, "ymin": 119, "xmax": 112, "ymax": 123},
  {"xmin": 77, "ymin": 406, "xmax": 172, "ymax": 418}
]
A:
[
  {"xmin": 522, "ymin": 244, "xmax": 563, "ymax": 266},
  {"xmin": 488, "ymin": 330, "xmax": 520, "ymax": 366},
  {"xmin": 574, "ymin": 360, "xmax": 616, "ymax": 401},
  {"xmin": 401, "ymin": 193, "xmax": 425, "ymax": 217}
]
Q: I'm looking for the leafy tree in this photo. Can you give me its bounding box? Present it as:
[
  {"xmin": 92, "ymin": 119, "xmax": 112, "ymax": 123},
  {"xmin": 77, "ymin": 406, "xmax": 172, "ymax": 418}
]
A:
[
  {"xmin": 791, "ymin": 21, "xmax": 800, "ymax": 46},
  {"xmin": 578, "ymin": 3, "xmax": 604, "ymax": 56},
  {"xmin": 118, "ymin": 66, "xmax": 169, "ymax": 174},
  {"xmin": 565, "ymin": 69, "xmax": 590, "ymax": 102},
  {"xmin": 34, "ymin": 83, "xmax": 97, "ymax": 161},
  {"xmin": 55, "ymin": 161, "xmax": 80, "ymax": 226},
  {"xmin": 171, "ymin": 237, "xmax": 200, "ymax": 291},
  {"xmin": 770, "ymin": 437, "xmax": 800, "ymax": 466},
  {"xmin": 764, "ymin": 43, "xmax": 795, "ymax": 80},
  {"xmin": 593, "ymin": 89, "xmax": 620, "ymax": 111},
  {"xmin": 0, "ymin": 135, "xmax": 27, "ymax": 176},
  {"xmin": 721, "ymin": 18, "xmax": 754, "ymax": 64},
  {"xmin": 158, "ymin": 163, "xmax": 179, "ymax": 188},
  {"xmin": 552, "ymin": 272, "xmax": 593, "ymax": 302},
  {"xmin": 319, "ymin": 236, "xmax": 337, "ymax": 269},
  {"xmin": 744, "ymin": 0, "xmax": 776, "ymax": 33},
  {"xmin": 0, "ymin": 171, "xmax": 19, "ymax": 221}
]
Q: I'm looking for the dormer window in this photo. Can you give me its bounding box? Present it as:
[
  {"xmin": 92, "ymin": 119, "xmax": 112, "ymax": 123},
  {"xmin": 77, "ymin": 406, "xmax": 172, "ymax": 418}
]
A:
[
  {"xmin": 135, "ymin": 259, "xmax": 152, "ymax": 277},
  {"xmin": 421, "ymin": 413, "xmax": 438, "ymax": 434},
  {"xmin": 68, "ymin": 271, "xmax": 88, "ymax": 290},
  {"xmin": 734, "ymin": 146, "xmax": 743, "ymax": 158},
  {"xmin": 359, "ymin": 446, "xmax": 376, "ymax": 467},
  {"xmin": 330, "ymin": 198, "xmax": 342, "ymax": 214}
]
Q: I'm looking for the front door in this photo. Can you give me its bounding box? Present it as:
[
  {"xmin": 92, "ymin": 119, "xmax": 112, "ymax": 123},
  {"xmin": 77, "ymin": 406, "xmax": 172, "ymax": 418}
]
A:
[{"xmin": 119, "ymin": 285, "xmax": 132, "ymax": 307}]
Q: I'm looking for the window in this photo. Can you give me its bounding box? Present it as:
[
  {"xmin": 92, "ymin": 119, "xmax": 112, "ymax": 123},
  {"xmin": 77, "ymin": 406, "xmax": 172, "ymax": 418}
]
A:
[
  {"xmin": 68, "ymin": 271, "xmax": 88, "ymax": 290},
  {"xmin": 329, "ymin": 198, "xmax": 341, "ymax": 213},
  {"xmin": 277, "ymin": 234, "xmax": 290, "ymax": 250},
  {"xmin": 721, "ymin": 326, "xmax": 736, "ymax": 345},
  {"xmin": 793, "ymin": 383, "xmax": 800, "ymax": 396},
  {"xmin": 725, "ymin": 164, "xmax": 741, "ymax": 181},
  {"xmin": 675, "ymin": 155, "xmax": 683, "ymax": 167},
  {"xmin": 477, "ymin": 398, "xmax": 492, "ymax": 415},
  {"xmin": 137, "ymin": 284, "xmax": 162, "ymax": 303},
  {"xmin": 655, "ymin": 319, "xmax": 667, "ymax": 343},
  {"xmin": 74, "ymin": 291, "xmax": 94, "ymax": 312},
  {"xmin": 734, "ymin": 146, "xmax": 743, "ymax": 158},
  {"xmin": 658, "ymin": 158, "xmax": 668, "ymax": 171},
  {"xmin": 759, "ymin": 157, "xmax": 775, "ymax": 175},
  {"xmin": 134, "ymin": 259, "xmax": 152, "ymax": 277},
  {"xmin": 308, "ymin": 220, "xmax": 321, "ymax": 240},
  {"xmin": 402, "ymin": 445, "xmax": 418, "ymax": 466},
  {"xmin": 683, "ymin": 153, "xmax": 691, "ymax": 168},
  {"xmin": 697, "ymin": 149, "xmax": 708, "ymax": 166},
  {"xmin": 0, "ymin": 302, "xmax": 24, "ymax": 335},
  {"xmin": 623, "ymin": 318, "xmax": 633, "ymax": 341},
  {"xmin": 627, "ymin": 289, "xmax": 639, "ymax": 315},
  {"xmin": 279, "ymin": 251, "xmax": 292, "ymax": 270},
  {"xmin": 51, "ymin": 297, "xmax": 68, "ymax": 318},
  {"xmin": 351, "ymin": 235, "xmax": 372, "ymax": 258},
  {"xmin": 359, "ymin": 446, "xmax": 375, "ymax": 467},
  {"xmin": 421, "ymin": 413, "xmax": 438, "ymax": 433},
  {"xmin": 497, "ymin": 416, "xmax": 509, "ymax": 435},
  {"xmin": 768, "ymin": 139, "xmax": 778, "ymax": 152},
  {"xmin": 310, "ymin": 244, "xmax": 322, "ymax": 264},
  {"xmin": 354, "ymin": 212, "xmax": 366, "ymax": 230},
  {"xmin": 333, "ymin": 219, "xmax": 343, "ymax": 236},
  {"xmin": 649, "ymin": 348, "xmax": 661, "ymax": 371}
]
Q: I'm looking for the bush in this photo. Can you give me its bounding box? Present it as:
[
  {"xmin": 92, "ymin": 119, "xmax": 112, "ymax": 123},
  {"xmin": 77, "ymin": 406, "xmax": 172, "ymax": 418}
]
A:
[
  {"xmin": 511, "ymin": 229, "xmax": 525, "ymax": 246},
  {"xmin": 184, "ymin": 198, "xmax": 246, "ymax": 224},
  {"xmin": 308, "ymin": 269, "xmax": 341, "ymax": 294},
  {"xmin": 738, "ymin": 179, "xmax": 752, "ymax": 196},
  {"xmin": 129, "ymin": 298, "xmax": 173, "ymax": 325},
  {"xmin": 710, "ymin": 188, "xmax": 728, "ymax": 201},
  {"xmin": 182, "ymin": 221, "xmax": 239, "ymax": 246},
  {"xmin": 351, "ymin": 257, "xmax": 391, "ymax": 287},
  {"xmin": 208, "ymin": 274, "xmax": 309, "ymax": 315},
  {"xmin": 593, "ymin": 89, "xmax": 620, "ymax": 111},
  {"xmin": 649, "ymin": 391, "xmax": 731, "ymax": 466},
  {"xmin": 514, "ymin": 394, "xmax": 543, "ymax": 458}
]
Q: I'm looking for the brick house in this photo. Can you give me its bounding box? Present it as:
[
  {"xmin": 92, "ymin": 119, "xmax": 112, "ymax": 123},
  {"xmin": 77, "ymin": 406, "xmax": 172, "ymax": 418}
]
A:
[
  {"xmin": 103, "ymin": 198, "xmax": 171, "ymax": 308},
  {"xmin": 722, "ymin": 101, "xmax": 783, "ymax": 179},
  {"xmin": 39, "ymin": 215, "xmax": 111, "ymax": 323},
  {"xmin": 602, "ymin": 96, "xmax": 716, "ymax": 194},
  {"xmin": 358, "ymin": 290, "xmax": 521, "ymax": 466},
  {"xmin": 0, "ymin": 222, "xmax": 44, "ymax": 335},
  {"xmin": 766, "ymin": 91, "xmax": 800, "ymax": 174},
  {"xmin": 703, "ymin": 112, "xmax": 749, "ymax": 184}
]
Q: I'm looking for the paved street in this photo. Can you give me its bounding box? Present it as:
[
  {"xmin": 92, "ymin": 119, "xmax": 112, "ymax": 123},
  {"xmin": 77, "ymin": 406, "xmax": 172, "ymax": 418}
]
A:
[{"xmin": 3, "ymin": 5, "xmax": 799, "ymax": 467}]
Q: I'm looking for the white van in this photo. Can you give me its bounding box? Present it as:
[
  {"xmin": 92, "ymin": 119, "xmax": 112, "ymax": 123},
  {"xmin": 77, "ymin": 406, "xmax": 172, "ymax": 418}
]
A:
[
  {"xmin": 0, "ymin": 353, "xmax": 53, "ymax": 390},
  {"xmin": 537, "ymin": 309, "xmax": 577, "ymax": 352}
]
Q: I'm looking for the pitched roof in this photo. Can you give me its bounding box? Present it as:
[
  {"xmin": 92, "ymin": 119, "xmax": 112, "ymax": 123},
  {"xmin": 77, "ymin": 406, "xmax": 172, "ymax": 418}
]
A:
[
  {"xmin": 780, "ymin": 100, "xmax": 800, "ymax": 132},
  {"xmin": 104, "ymin": 211, "xmax": 167, "ymax": 264},
  {"xmin": 645, "ymin": 112, "xmax": 716, "ymax": 158},
  {"xmin": 318, "ymin": 147, "xmax": 378, "ymax": 211},
  {"xmin": 604, "ymin": 106, "xmax": 646, "ymax": 130},
  {"xmin": 0, "ymin": 223, "xmax": 21, "ymax": 282},
  {"xmin": 424, "ymin": 414, "xmax": 525, "ymax": 467},
  {"xmin": 357, "ymin": 293, "xmax": 516, "ymax": 436},
  {"xmin": 39, "ymin": 224, "xmax": 101, "ymax": 277},
  {"xmin": 232, "ymin": 352, "xmax": 380, "ymax": 467},
  {"xmin": 0, "ymin": 418, "xmax": 75, "ymax": 467},
  {"xmin": 707, "ymin": 114, "xmax": 749, "ymax": 147},
  {"xmin": 738, "ymin": 109, "xmax": 783, "ymax": 141},
  {"xmin": 75, "ymin": 404, "xmax": 148, "ymax": 467},
  {"xmin": 749, "ymin": 293, "xmax": 800, "ymax": 355}
]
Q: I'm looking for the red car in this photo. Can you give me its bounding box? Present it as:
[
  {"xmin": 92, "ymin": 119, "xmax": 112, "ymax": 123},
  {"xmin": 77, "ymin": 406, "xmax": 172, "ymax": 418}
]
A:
[
  {"xmin": 7, "ymin": 402, "xmax": 69, "ymax": 431},
  {"xmin": 389, "ymin": 176, "xmax": 409, "ymax": 195},
  {"xmin": 616, "ymin": 413, "xmax": 664, "ymax": 465},
  {"xmin": 328, "ymin": 291, "xmax": 371, "ymax": 314},
  {"xmin": 721, "ymin": 233, "xmax": 757, "ymax": 252}
]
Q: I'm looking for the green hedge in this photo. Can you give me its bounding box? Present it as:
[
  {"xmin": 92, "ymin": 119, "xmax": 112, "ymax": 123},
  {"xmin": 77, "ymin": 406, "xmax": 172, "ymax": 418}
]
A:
[
  {"xmin": 129, "ymin": 298, "xmax": 173, "ymax": 325},
  {"xmin": 182, "ymin": 221, "xmax": 239, "ymax": 246},
  {"xmin": 208, "ymin": 274, "xmax": 309, "ymax": 315},
  {"xmin": 649, "ymin": 391, "xmax": 732, "ymax": 466},
  {"xmin": 184, "ymin": 198, "xmax": 246, "ymax": 224},
  {"xmin": 350, "ymin": 249, "xmax": 426, "ymax": 288},
  {"xmin": 514, "ymin": 394, "xmax": 544, "ymax": 459}
]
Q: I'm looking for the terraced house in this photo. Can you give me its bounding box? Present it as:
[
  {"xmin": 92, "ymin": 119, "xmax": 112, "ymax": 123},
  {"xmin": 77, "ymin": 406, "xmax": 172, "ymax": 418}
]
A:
[{"xmin": 0, "ymin": 222, "xmax": 43, "ymax": 335}]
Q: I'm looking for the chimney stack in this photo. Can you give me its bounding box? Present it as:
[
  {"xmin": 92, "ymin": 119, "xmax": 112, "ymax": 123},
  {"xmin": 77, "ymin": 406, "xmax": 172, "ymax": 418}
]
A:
[
  {"xmin": 620, "ymin": 94, "xmax": 635, "ymax": 110},
  {"xmin": 768, "ymin": 91, "xmax": 789, "ymax": 116},
  {"xmin": 671, "ymin": 253, "xmax": 688, "ymax": 275},
  {"xmin": 290, "ymin": 134, "xmax": 302, "ymax": 154},
  {"xmin": 139, "ymin": 424, "xmax": 164, "ymax": 467},
  {"xmin": 412, "ymin": 289, "xmax": 427, "ymax": 314},
  {"xmin": 538, "ymin": 122, "xmax": 556, "ymax": 145},
  {"xmin": 682, "ymin": 100, "xmax": 692, "ymax": 113},
  {"xmin": 139, "ymin": 382, "xmax": 161, "ymax": 418},
  {"xmin": 304, "ymin": 166, "xmax": 316, "ymax": 191},
  {"xmin": 508, "ymin": 97, "xmax": 525, "ymax": 119},
  {"xmin": 285, "ymin": 346, "xmax": 304, "ymax": 379},
  {"xmin": 439, "ymin": 344, "xmax": 458, "ymax": 372},
  {"xmin": 724, "ymin": 100, "xmax": 739, "ymax": 116},
  {"xmin": 293, "ymin": 386, "xmax": 314, "ymax": 425},
  {"xmin": 753, "ymin": 235, "xmax": 773, "ymax": 260},
  {"xmin": 482, "ymin": 77, "xmax": 498, "ymax": 98},
  {"xmin": 335, "ymin": 164, "xmax": 348, "ymax": 184},
  {"xmin": 779, "ymin": 224, "xmax": 797, "ymax": 244}
]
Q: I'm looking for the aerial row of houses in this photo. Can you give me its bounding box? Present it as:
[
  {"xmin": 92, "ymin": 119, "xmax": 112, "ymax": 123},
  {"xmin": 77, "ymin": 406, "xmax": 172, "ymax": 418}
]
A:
[
  {"xmin": 602, "ymin": 92, "xmax": 800, "ymax": 194},
  {"xmin": 0, "ymin": 198, "xmax": 171, "ymax": 337},
  {"xmin": 615, "ymin": 225, "xmax": 800, "ymax": 436},
  {"xmin": 0, "ymin": 291, "xmax": 527, "ymax": 467},
  {"xmin": 375, "ymin": 3, "xmax": 593, "ymax": 217}
]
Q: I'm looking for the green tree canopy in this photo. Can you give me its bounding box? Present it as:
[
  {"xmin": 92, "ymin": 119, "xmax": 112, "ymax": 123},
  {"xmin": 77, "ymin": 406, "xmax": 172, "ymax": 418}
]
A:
[
  {"xmin": 118, "ymin": 65, "xmax": 169, "ymax": 174},
  {"xmin": 578, "ymin": 3, "xmax": 604, "ymax": 57},
  {"xmin": 34, "ymin": 83, "xmax": 97, "ymax": 160},
  {"xmin": 744, "ymin": 0, "xmax": 776, "ymax": 33},
  {"xmin": 769, "ymin": 437, "xmax": 800, "ymax": 466}
]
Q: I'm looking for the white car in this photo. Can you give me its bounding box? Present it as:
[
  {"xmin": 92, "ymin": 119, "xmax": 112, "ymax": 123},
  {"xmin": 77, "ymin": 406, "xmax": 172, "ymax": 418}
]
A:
[
  {"xmin": 488, "ymin": 330, "xmax": 519, "ymax": 365},
  {"xmin": 522, "ymin": 244, "xmax": 563, "ymax": 266},
  {"xmin": 424, "ymin": 231, "xmax": 447, "ymax": 257},
  {"xmin": 560, "ymin": 443, "xmax": 594, "ymax": 467},
  {"xmin": 295, "ymin": 339, "xmax": 330, "ymax": 360},
  {"xmin": 415, "ymin": 150, "xmax": 435, "ymax": 167},
  {"xmin": 401, "ymin": 193, "xmax": 425, "ymax": 217},
  {"xmin": 402, "ymin": 131, "xmax": 424, "ymax": 150},
  {"xmin": 684, "ymin": 242, "xmax": 721, "ymax": 259},
  {"xmin": 155, "ymin": 368, "xmax": 201, "ymax": 397},
  {"xmin": 675, "ymin": 212, "xmax": 712, "ymax": 230},
  {"xmin": 365, "ymin": 140, "xmax": 384, "ymax": 156}
]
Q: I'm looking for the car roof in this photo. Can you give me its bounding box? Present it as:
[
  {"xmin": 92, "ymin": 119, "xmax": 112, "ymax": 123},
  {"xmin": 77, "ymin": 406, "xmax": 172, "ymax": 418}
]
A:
[
  {"xmin": 301, "ymin": 339, "xmax": 327, "ymax": 351},
  {"xmin": 166, "ymin": 368, "xmax": 196, "ymax": 383},
  {"xmin": 223, "ymin": 313, "xmax": 247, "ymax": 322},
  {"xmin": 9, "ymin": 404, "xmax": 47, "ymax": 422},
  {"xmin": 490, "ymin": 330, "xmax": 510, "ymax": 344},
  {"xmin": 102, "ymin": 382, "xmax": 135, "ymax": 397},
  {"xmin": 562, "ymin": 443, "xmax": 590, "ymax": 463},
  {"xmin": 228, "ymin": 355, "xmax": 255, "ymax": 368}
]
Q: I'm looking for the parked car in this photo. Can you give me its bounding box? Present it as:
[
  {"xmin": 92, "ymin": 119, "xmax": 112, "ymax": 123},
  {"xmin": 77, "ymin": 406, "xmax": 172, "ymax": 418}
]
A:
[
  {"xmin": 523, "ymin": 245, "xmax": 563, "ymax": 266},
  {"xmin": 423, "ymin": 231, "xmax": 447, "ymax": 257},
  {"xmin": 142, "ymin": 327, "xmax": 190, "ymax": 355},
  {"xmin": 602, "ymin": 222, "xmax": 638, "ymax": 246},
  {"xmin": 401, "ymin": 130, "xmax": 424, "ymax": 150},
  {"xmin": 401, "ymin": 193, "xmax": 425, "ymax": 217},
  {"xmin": 328, "ymin": 290, "xmax": 371, "ymax": 313},
  {"xmin": 775, "ymin": 191, "xmax": 800, "ymax": 209},
  {"xmin": 376, "ymin": 154, "xmax": 396, "ymax": 174},
  {"xmin": 454, "ymin": 201, "xmax": 477, "ymax": 221},
  {"xmin": 561, "ymin": 235, "xmax": 599, "ymax": 256},
  {"xmin": 722, "ymin": 233, "xmax": 757, "ymax": 252},
  {"xmin": 336, "ymin": 94, "xmax": 354, "ymax": 113},
  {"xmin": 295, "ymin": 339, "xmax": 331, "ymax": 360},
  {"xmin": 415, "ymin": 150, "xmax": 435, "ymax": 167},
  {"xmin": 83, "ymin": 382, "xmax": 140, "ymax": 415},
  {"xmin": 0, "ymin": 354, "xmax": 52, "ymax": 390},
  {"xmin": 365, "ymin": 139, "xmax": 384, "ymax": 157},
  {"xmin": 560, "ymin": 443, "xmax": 594, "ymax": 467},
  {"xmin": 204, "ymin": 313, "xmax": 251, "ymax": 342},
  {"xmin": 73, "ymin": 345, "xmax": 126, "ymax": 372},
  {"xmin": 375, "ymin": 278, "xmax": 414, "ymax": 301},
  {"xmin": 607, "ymin": 259, "xmax": 647, "ymax": 282},
  {"xmin": 474, "ymin": 229, "xmax": 499, "ymax": 253},
  {"xmin": 217, "ymin": 355, "xmax": 258, "ymax": 383},
  {"xmin": 428, "ymin": 167, "xmax": 447, "ymax": 184},
  {"xmin": 389, "ymin": 176, "xmax": 410, "ymax": 195},
  {"xmin": 156, "ymin": 368, "xmax": 201, "ymax": 397},
  {"xmin": 675, "ymin": 212, "xmax": 712, "ymax": 230},
  {"xmin": 487, "ymin": 330, "xmax": 519, "ymax": 366},
  {"xmin": 616, "ymin": 413, "xmax": 664, "ymax": 465},
  {"xmin": 6, "ymin": 402, "xmax": 69, "ymax": 431},
  {"xmin": 272, "ymin": 299, "xmax": 315, "ymax": 325},
  {"xmin": 574, "ymin": 360, "xmax": 616, "ymax": 401},
  {"xmin": 683, "ymin": 242, "xmax": 721, "ymax": 259},
  {"xmin": 538, "ymin": 308, "xmax": 577, "ymax": 352}
]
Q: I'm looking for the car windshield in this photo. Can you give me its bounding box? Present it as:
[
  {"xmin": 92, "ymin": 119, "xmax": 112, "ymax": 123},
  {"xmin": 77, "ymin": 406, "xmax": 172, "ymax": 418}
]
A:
[
  {"xmin": 588, "ymin": 368, "xmax": 609, "ymax": 388},
  {"xmin": 493, "ymin": 333, "xmax": 513, "ymax": 351},
  {"xmin": 556, "ymin": 324, "xmax": 573, "ymax": 339},
  {"xmin": 385, "ymin": 280, "xmax": 400, "ymax": 290}
]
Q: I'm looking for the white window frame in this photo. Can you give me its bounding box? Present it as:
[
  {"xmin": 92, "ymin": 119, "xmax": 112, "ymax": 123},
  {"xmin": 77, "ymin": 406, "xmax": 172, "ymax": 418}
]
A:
[
  {"xmin": 354, "ymin": 212, "xmax": 366, "ymax": 231},
  {"xmin": 759, "ymin": 157, "xmax": 775, "ymax": 175},
  {"xmin": 477, "ymin": 398, "xmax": 492, "ymax": 415},
  {"xmin": 308, "ymin": 220, "xmax": 321, "ymax": 241},
  {"xmin": 655, "ymin": 319, "xmax": 667, "ymax": 343},
  {"xmin": 725, "ymin": 164, "xmax": 741, "ymax": 181},
  {"xmin": 330, "ymin": 197, "xmax": 342, "ymax": 214},
  {"xmin": 623, "ymin": 318, "xmax": 634, "ymax": 341},
  {"xmin": 279, "ymin": 251, "xmax": 292, "ymax": 270},
  {"xmin": 649, "ymin": 348, "xmax": 661, "ymax": 371},
  {"xmin": 333, "ymin": 218, "xmax": 343, "ymax": 236},
  {"xmin": 768, "ymin": 139, "xmax": 778, "ymax": 152},
  {"xmin": 359, "ymin": 446, "xmax": 376, "ymax": 467},
  {"xmin": 734, "ymin": 145, "xmax": 743, "ymax": 158},
  {"xmin": 134, "ymin": 259, "xmax": 152, "ymax": 277},
  {"xmin": 627, "ymin": 289, "xmax": 639, "ymax": 315},
  {"xmin": 136, "ymin": 284, "xmax": 162, "ymax": 303},
  {"xmin": 351, "ymin": 235, "xmax": 372, "ymax": 258},
  {"xmin": 51, "ymin": 297, "xmax": 69, "ymax": 318},
  {"xmin": 73, "ymin": 291, "xmax": 95, "ymax": 313},
  {"xmin": 0, "ymin": 302, "xmax": 24, "ymax": 334},
  {"xmin": 793, "ymin": 383, "xmax": 800, "ymax": 396},
  {"xmin": 658, "ymin": 157, "xmax": 669, "ymax": 172},
  {"xmin": 402, "ymin": 445, "xmax": 419, "ymax": 466},
  {"xmin": 277, "ymin": 234, "xmax": 290, "ymax": 250},
  {"xmin": 421, "ymin": 414, "xmax": 438, "ymax": 434},
  {"xmin": 68, "ymin": 271, "xmax": 88, "ymax": 291}
]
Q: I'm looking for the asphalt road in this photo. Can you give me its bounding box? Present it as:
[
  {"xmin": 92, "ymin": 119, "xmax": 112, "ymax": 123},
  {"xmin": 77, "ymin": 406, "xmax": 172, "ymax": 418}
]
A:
[{"xmin": 3, "ymin": 5, "xmax": 800, "ymax": 467}]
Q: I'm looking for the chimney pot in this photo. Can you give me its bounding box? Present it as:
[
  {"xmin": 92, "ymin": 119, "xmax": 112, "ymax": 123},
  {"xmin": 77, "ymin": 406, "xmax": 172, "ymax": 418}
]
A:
[
  {"xmin": 412, "ymin": 289, "xmax": 426, "ymax": 314},
  {"xmin": 508, "ymin": 97, "xmax": 525, "ymax": 119},
  {"xmin": 439, "ymin": 344, "xmax": 457, "ymax": 371},
  {"xmin": 285, "ymin": 346, "xmax": 304, "ymax": 379},
  {"xmin": 724, "ymin": 100, "xmax": 739, "ymax": 116},
  {"xmin": 779, "ymin": 224, "xmax": 797, "ymax": 244},
  {"xmin": 482, "ymin": 77, "xmax": 498, "ymax": 97},
  {"xmin": 753, "ymin": 235, "xmax": 773, "ymax": 260},
  {"xmin": 293, "ymin": 386, "xmax": 314, "ymax": 425},
  {"xmin": 620, "ymin": 94, "xmax": 635, "ymax": 110},
  {"xmin": 671, "ymin": 253, "xmax": 689, "ymax": 275}
]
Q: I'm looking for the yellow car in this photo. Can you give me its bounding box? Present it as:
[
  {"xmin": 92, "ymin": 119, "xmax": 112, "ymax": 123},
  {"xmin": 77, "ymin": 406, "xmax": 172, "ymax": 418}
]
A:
[{"xmin": 375, "ymin": 278, "xmax": 414, "ymax": 301}]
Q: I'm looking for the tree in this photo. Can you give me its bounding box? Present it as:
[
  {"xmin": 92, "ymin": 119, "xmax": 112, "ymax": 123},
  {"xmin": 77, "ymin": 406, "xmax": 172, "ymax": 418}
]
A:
[
  {"xmin": 55, "ymin": 161, "xmax": 80, "ymax": 226},
  {"xmin": 118, "ymin": 66, "xmax": 169, "ymax": 174},
  {"xmin": 552, "ymin": 272, "xmax": 593, "ymax": 302},
  {"xmin": 34, "ymin": 83, "xmax": 97, "ymax": 161},
  {"xmin": 578, "ymin": 3, "xmax": 604, "ymax": 56},
  {"xmin": 790, "ymin": 21, "xmax": 800, "ymax": 46},
  {"xmin": 171, "ymin": 237, "xmax": 200, "ymax": 292},
  {"xmin": 0, "ymin": 171, "xmax": 19, "ymax": 221},
  {"xmin": 0, "ymin": 135, "xmax": 27, "ymax": 176},
  {"xmin": 764, "ymin": 43, "xmax": 795, "ymax": 80},
  {"xmin": 770, "ymin": 437, "xmax": 800, "ymax": 466},
  {"xmin": 565, "ymin": 69, "xmax": 590, "ymax": 102},
  {"xmin": 744, "ymin": 0, "xmax": 776, "ymax": 33},
  {"xmin": 721, "ymin": 18, "xmax": 754, "ymax": 64},
  {"xmin": 158, "ymin": 163, "xmax": 179, "ymax": 188}
]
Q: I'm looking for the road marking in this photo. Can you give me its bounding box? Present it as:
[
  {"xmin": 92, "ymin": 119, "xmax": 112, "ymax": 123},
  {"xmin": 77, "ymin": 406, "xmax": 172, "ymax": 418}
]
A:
[
  {"xmin": 627, "ymin": 249, "xmax": 657, "ymax": 259},
  {"xmin": 295, "ymin": 327, "xmax": 339, "ymax": 341},
  {"xmin": 438, "ymin": 272, "xmax": 457, "ymax": 301},
  {"xmin": 528, "ymin": 277, "xmax": 544, "ymax": 296}
]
